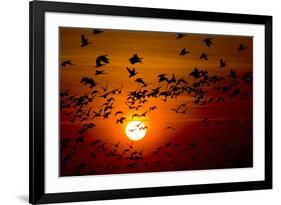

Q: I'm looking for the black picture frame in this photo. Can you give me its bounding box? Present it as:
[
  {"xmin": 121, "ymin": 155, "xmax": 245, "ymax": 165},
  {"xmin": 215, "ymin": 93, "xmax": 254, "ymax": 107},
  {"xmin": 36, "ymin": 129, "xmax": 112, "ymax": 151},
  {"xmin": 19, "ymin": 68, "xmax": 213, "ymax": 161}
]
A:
[{"xmin": 29, "ymin": 1, "xmax": 272, "ymax": 204}]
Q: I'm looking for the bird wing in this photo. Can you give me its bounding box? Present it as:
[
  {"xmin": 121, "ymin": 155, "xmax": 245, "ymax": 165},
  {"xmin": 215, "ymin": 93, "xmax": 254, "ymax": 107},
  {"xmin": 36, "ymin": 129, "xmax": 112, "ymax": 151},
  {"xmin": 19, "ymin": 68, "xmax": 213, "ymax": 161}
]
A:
[
  {"xmin": 126, "ymin": 67, "xmax": 132, "ymax": 73},
  {"xmin": 81, "ymin": 35, "xmax": 86, "ymax": 42}
]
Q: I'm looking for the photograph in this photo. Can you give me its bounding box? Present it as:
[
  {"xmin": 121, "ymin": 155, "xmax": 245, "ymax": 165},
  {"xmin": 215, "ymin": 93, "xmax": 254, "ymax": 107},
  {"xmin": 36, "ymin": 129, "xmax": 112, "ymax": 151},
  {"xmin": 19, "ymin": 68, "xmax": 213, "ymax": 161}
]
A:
[{"xmin": 59, "ymin": 27, "xmax": 253, "ymax": 177}]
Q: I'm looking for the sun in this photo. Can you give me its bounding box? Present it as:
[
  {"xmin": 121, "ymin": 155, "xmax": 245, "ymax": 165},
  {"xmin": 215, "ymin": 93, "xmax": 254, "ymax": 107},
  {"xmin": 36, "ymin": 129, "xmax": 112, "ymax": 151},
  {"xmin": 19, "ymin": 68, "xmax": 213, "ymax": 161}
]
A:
[{"xmin": 125, "ymin": 121, "xmax": 147, "ymax": 141}]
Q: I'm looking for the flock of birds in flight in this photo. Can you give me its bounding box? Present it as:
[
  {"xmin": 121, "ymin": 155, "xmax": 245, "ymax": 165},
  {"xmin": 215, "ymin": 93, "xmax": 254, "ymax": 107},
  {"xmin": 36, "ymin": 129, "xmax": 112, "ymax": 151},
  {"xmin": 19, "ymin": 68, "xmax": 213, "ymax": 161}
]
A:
[{"xmin": 60, "ymin": 29, "xmax": 252, "ymax": 175}]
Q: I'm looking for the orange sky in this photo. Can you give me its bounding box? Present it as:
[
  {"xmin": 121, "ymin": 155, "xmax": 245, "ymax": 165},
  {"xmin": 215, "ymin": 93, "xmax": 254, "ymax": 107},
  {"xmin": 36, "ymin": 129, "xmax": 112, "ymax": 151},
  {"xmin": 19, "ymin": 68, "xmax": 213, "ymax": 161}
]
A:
[{"xmin": 59, "ymin": 27, "xmax": 253, "ymax": 176}]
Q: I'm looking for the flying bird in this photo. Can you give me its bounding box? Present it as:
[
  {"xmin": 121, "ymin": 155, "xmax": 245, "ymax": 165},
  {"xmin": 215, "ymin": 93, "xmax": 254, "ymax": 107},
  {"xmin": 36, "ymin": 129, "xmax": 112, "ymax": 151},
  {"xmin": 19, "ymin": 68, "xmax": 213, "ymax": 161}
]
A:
[
  {"xmin": 61, "ymin": 60, "xmax": 74, "ymax": 67},
  {"xmin": 128, "ymin": 128, "xmax": 137, "ymax": 132},
  {"xmin": 107, "ymin": 97, "xmax": 115, "ymax": 102},
  {"xmin": 81, "ymin": 35, "xmax": 91, "ymax": 47},
  {"xmin": 115, "ymin": 111, "xmax": 124, "ymax": 116},
  {"xmin": 96, "ymin": 55, "xmax": 109, "ymax": 67},
  {"xmin": 238, "ymin": 43, "xmax": 247, "ymax": 51},
  {"xmin": 116, "ymin": 117, "xmax": 126, "ymax": 124},
  {"xmin": 164, "ymin": 126, "xmax": 176, "ymax": 131},
  {"xmin": 242, "ymin": 72, "xmax": 252, "ymax": 84},
  {"xmin": 203, "ymin": 38, "xmax": 213, "ymax": 47},
  {"xmin": 93, "ymin": 29, "xmax": 104, "ymax": 35},
  {"xmin": 171, "ymin": 103, "xmax": 187, "ymax": 114},
  {"xmin": 101, "ymin": 84, "xmax": 108, "ymax": 92},
  {"xmin": 200, "ymin": 53, "xmax": 209, "ymax": 60},
  {"xmin": 230, "ymin": 89, "xmax": 240, "ymax": 98},
  {"xmin": 158, "ymin": 74, "xmax": 168, "ymax": 83},
  {"xmin": 126, "ymin": 67, "xmax": 138, "ymax": 78},
  {"xmin": 95, "ymin": 70, "xmax": 107, "ymax": 75},
  {"xmin": 167, "ymin": 73, "xmax": 176, "ymax": 84},
  {"xmin": 217, "ymin": 97, "xmax": 225, "ymax": 102},
  {"xmin": 176, "ymin": 78, "xmax": 188, "ymax": 86},
  {"xmin": 135, "ymin": 78, "xmax": 147, "ymax": 86},
  {"xmin": 176, "ymin": 33, "xmax": 186, "ymax": 39},
  {"xmin": 219, "ymin": 59, "xmax": 227, "ymax": 68},
  {"xmin": 132, "ymin": 113, "xmax": 141, "ymax": 119},
  {"xmin": 129, "ymin": 54, "xmax": 143, "ymax": 64},
  {"xmin": 80, "ymin": 77, "xmax": 97, "ymax": 88},
  {"xmin": 149, "ymin": 106, "xmax": 158, "ymax": 112},
  {"xmin": 140, "ymin": 111, "xmax": 147, "ymax": 117},
  {"xmin": 189, "ymin": 67, "xmax": 202, "ymax": 78},
  {"xmin": 228, "ymin": 69, "xmax": 237, "ymax": 79},
  {"xmin": 178, "ymin": 108, "xmax": 187, "ymax": 114},
  {"xmin": 179, "ymin": 48, "xmax": 190, "ymax": 56},
  {"xmin": 89, "ymin": 139, "xmax": 100, "ymax": 147},
  {"xmin": 60, "ymin": 90, "xmax": 69, "ymax": 97}
]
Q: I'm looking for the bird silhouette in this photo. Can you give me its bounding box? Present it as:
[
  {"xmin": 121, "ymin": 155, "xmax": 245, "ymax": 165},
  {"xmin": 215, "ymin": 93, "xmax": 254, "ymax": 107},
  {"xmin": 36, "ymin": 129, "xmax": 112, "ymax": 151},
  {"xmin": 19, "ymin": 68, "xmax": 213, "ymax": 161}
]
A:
[
  {"xmin": 101, "ymin": 111, "xmax": 111, "ymax": 119},
  {"xmin": 60, "ymin": 90, "xmax": 69, "ymax": 97},
  {"xmin": 179, "ymin": 48, "xmax": 190, "ymax": 56},
  {"xmin": 200, "ymin": 53, "xmax": 209, "ymax": 60},
  {"xmin": 208, "ymin": 97, "xmax": 216, "ymax": 103},
  {"xmin": 217, "ymin": 97, "xmax": 225, "ymax": 102},
  {"xmin": 238, "ymin": 43, "xmax": 247, "ymax": 51},
  {"xmin": 107, "ymin": 97, "xmax": 115, "ymax": 102},
  {"xmin": 242, "ymin": 72, "xmax": 252, "ymax": 84},
  {"xmin": 61, "ymin": 60, "xmax": 74, "ymax": 67},
  {"xmin": 164, "ymin": 126, "xmax": 176, "ymax": 131},
  {"xmin": 171, "ymin": 103, "xmax": 188, "ymax": 114},
  {"xmin": 89, "ymin": 139, "xmax": 101, "ymax": 147},
  {"xmin": 114, "ymin": 111, "xmax": 123, "ymax": 116},
  {"xmin": 80, "ymin": 77, "xmax": 97, "ymax": 88},
  {"xmin": 158, "ymin": 74, "xmax": 168, "ymax": 83},
  {"xmin": 100, "ymin": 83, "xmax": 108, "ymax": 92},
  {"xmin": 178, "ymin": 102, "xmax": 188, "ymax": 109},
  {"xmin": 95, "ymin": 70, "xmax": 107, "ymax": 75},
  {"xmin": 135, "ymin": 78, "xmax": 147, "ymax": 86},
  {"xmin": 129, "ymin": 54, "xmax": 143, "ymax": 64},
  {"xmin": 176, "ymin": 78, "xmax": 188, "ymax": 86},
  {"xmin": 167, "ymin": 73, "xmax": 176, "ymax": 84},
  {"xmin": 127, "ymin": 142, "xmax": 134, "ymax": 149},
  {"xmin": 230, "ymin": 89, "xmax": 240, "ymax": 98},
  {"xmin": 99, "ymin": 91, "xmax": 112, "ymax": 99},
  {"xmin": 228, "ymin": 69, "xmax": 237, "ymax": 79},
  {"xmin": 135, "ymin": 105, "xmax": 142, "ymax": 110},
  {"xmin": 81, "ymin": 35, "xmax": 91, "ymax": 47},
  {"xmin": 140, "ymin": 111, "xmax": 147, "ymax": 117},
  {"xmin": 128, "ymin": 128, "xmax": 137, "ymax": 132},
  {"xmin": 203, "ymin": 38, "xmax": 213, "ymax": 47},
  {"xmin": 149, "ymin": 106, "xmax": 158, "ymax": 112},
  {"xmin": 116, "ymin": 117, "xmax": 126, "ymax": 124},
  {"xmin": 176, "ymin": 33, "xmax": 186, "ymax": 39},
  {"xmin": 132, "ymin": 113, "xmax": 141, "ymax": 119},
  {"xmin": 139, "ymin": 126, "xmax": 147, "ymax": 131},
  {"xmin": 96, "ymin": 55, "xmax": 109, "ymax": 67},
  {"xmin": 190, "ymin": 141, "xmax": 197, "ymax": 148},
  {"xmin": 178, "ymin": 108, "xmax": 187, "ymax": 114},
  {"xmin": 60, "ymin": 137, "xmax": 72, "ymax": 151},
  {"xmin": 93, "ymin": 29, "xmax": 104, "ymax": 35},
  {"xmin": 219, "ymin": 59, "xmax": 227, "ymax": 68},
  {"xmin": 170, "ymin": 108, "xmax": 180, "ymax": 113},
  {"xmin": 189, "ymin": 67, "xmax": 203, "ymax": 79},
  {"xmin": 126, "ymin": 67, "xmax": 138, "ymax": 78},
  {"xmin": 112, "ymin": 141, "xmax": 120, "ymax": 148},
  {"xmin": 209, "ymin": 75, "xmax": 224, "ymax": 83},
  {"xmin": 62, "ymin": 152, "xmax": 75, "ymax": 166}
]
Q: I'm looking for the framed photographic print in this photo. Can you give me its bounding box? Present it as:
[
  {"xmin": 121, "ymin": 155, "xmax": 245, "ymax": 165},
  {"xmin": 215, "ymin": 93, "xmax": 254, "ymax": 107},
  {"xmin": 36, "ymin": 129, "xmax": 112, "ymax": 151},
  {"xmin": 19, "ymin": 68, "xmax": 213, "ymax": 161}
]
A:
[{"xmin": 29, "ymin": 0, "xmax": 272, "ymax": 204}]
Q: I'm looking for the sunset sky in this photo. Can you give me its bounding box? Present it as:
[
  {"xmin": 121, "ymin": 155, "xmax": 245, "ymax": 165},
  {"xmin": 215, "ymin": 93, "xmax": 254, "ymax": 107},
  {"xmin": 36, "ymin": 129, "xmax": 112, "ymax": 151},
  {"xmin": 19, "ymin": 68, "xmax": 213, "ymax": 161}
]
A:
[{"xmin": 59, "ymin": 27, "xmax": 253, "ymax": 176}]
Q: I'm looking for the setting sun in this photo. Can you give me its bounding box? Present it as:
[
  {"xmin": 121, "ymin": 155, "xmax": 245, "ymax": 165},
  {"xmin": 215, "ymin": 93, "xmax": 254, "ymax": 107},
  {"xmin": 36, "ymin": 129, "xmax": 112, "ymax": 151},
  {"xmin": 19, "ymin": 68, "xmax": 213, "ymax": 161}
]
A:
[{"xmin": 125, "ymin": 121, "xmax": 147, "ymax": 141}]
